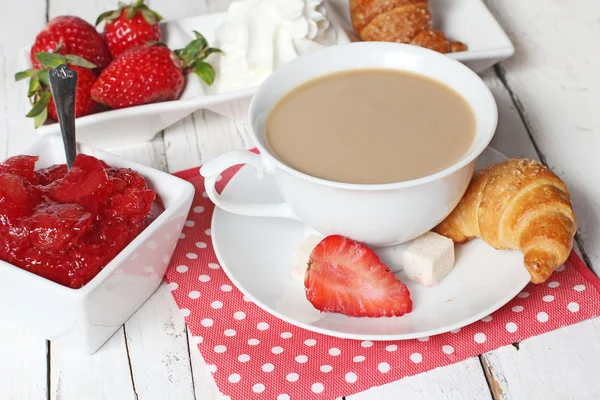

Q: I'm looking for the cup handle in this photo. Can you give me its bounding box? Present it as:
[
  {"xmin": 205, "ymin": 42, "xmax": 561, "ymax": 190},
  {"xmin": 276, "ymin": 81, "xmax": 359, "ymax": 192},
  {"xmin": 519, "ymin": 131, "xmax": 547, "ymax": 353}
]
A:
[{"xmin": 200, "ymin": 150, "xmax": 298, "ymax": 220}]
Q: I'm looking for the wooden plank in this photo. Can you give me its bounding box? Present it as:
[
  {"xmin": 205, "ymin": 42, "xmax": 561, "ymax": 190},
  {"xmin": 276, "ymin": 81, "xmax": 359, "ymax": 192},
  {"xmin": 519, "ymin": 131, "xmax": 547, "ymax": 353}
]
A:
[
  {"xmin": 50, "ymin": 330, "xmax": 136, "ymax": 400},
  {"xmin": 125, "ymin": 284, "xmax": 196, "ymax": 400},
  {"xmin": 485, "ymin": 0, "xmax": 600, "ymax": 272},
  {"xmin": 347, "ymin": 357, "xmax": 492, "ymax": 400},
  {"xmin": 164, "ymin": 110, "xmax": 252, "ymax": 172},
  {"xmin": 48, "ymin": 0, "xmax": 115, "ymax": 23},
  {"xmin": 344, "ymin": 65, "xmax": 576, "ymax": 400},
  {"xmin": 481, "ymin": 318, "xmax": 600, "ymax": 400},
  {"xmin": 0, "ymin": 323, "xmax": 47, "ymax": 400},
  {"xmin": 149, "ymin": 0, "xmax": 232, "ymax": 16},
  {"xmin": 474, "ymin": 13, "xmax": 600, "ymax": 398},
  {"xmin": 188, "ymin": 327, "xmax": 231, "ymax": 400},
  {"xmin": 483, "ymin": 72, "xmax": 540, "ymax": 161},
  {"xmin": 43, "ymin": 2, "xmax": 139, "ymax": 400},
  {"xmin": 2, "ymin": 0, "xmax": 47, "ymax": 156},
  {"xmin": 109, "ymin": 136, "xmax": 169, "ymax": 172},
  {"xmin": 163, "ymin": 115, "xmax": 204, "ymax": 172},
  {"xmin": 159, "ymin": 8, "xmax": 256, "ymax": 398},
  {"xmin": 0, "ymin": 0, "xmax": 51, "ymax": 399},
  {"xmin": 112, "ymin": 3, "xmax": 239, "ymax": 400}
]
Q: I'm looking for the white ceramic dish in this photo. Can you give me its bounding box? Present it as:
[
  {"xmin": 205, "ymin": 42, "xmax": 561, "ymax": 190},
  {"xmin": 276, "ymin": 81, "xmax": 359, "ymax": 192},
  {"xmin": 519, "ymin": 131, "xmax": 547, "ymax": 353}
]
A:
[
  {"xmin": 27, "ymin": 0, "xmax": 512, "ymax": 149},
  {"xmin": 202, "ymin": 41, "xmax": 497, "ymax": 247},
  {"xmin": 329, "ymin": 0, "xmax": 515, "ymax": 73},
  {"xmin": 30, "ymin": 1, "xmax": 349, "ymax": 149},
  {"xmin": 0, "ymin": 135, "xmax": 194, "ymax": 354},
  {"xmin": 211, "ymin": 147, "xmax": 530, "ymax": 341}
]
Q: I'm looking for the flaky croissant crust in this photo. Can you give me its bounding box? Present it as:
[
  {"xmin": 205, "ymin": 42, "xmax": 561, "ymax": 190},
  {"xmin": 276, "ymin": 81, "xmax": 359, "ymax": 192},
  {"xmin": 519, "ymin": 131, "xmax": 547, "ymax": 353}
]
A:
[{"xmin": 434, "ymin": 158, "xmax": 577, "ymax": 284}]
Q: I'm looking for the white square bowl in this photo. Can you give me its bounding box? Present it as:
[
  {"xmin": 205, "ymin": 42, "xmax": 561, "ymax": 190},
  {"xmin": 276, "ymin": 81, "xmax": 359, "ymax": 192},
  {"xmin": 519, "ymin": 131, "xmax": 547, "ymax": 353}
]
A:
[{"xmin": 0, "ymin": 135, "xmax": 194, "ymax": 354}]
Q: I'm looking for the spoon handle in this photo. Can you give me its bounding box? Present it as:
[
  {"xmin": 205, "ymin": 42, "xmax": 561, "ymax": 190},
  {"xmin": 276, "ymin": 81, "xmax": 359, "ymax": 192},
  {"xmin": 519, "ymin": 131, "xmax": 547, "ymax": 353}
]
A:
[{"xmin": 48, "ymin": 64, "xmax": 78, "ymax": 169}]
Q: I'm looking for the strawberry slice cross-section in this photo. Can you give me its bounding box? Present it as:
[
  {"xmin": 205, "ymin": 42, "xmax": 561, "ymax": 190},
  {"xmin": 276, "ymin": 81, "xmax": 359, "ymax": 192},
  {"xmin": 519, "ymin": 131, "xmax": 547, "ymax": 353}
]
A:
[{"xmin": 304, "ymin": 235, "xmax": 413, "ymax": 318}]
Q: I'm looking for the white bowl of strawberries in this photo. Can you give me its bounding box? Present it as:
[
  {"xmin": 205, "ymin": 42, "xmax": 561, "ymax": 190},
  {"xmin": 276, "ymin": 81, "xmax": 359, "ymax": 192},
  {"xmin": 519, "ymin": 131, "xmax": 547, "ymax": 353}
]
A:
[{"xmin": 17, "ymin": 0, "xmax": 249, "ymax": 149}]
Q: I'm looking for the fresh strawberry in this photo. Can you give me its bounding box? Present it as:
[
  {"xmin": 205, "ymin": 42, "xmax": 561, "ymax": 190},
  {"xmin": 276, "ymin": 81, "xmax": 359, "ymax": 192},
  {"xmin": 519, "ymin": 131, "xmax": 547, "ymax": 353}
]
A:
[
  {"xmin": 96, "ymin": 0, "xmax": 163, "ymax": 58},
  {"xmin": 30, "ymin": 16, "xmax": 111, "ymax": 71},
  {"xmin": 16, "ymin": 51, "xmax": 97, "ymax": 127},
  {"xmin": 91, "ymin": 31, "xmax": 221, "ymax": 109},
  {"xmin": 304, "ymin": 235, "xmax": 413, "ymax": 318}
]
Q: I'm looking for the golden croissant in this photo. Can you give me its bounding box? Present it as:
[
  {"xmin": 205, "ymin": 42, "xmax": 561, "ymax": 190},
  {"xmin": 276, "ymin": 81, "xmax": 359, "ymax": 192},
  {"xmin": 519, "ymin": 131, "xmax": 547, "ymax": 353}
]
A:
[
  {"xmin": 349, "ymin": 0, "xmax": 467, "ymax": 53},
  {"xmin": 434, "ymin": 158, "xmax": 577, "ymax": 284}
]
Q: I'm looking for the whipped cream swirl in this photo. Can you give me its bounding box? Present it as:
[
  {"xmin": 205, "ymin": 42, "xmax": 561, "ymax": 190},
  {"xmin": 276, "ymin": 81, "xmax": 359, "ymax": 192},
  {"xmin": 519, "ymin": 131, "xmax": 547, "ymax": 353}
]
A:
[{"xmin": 210, "ymin": 0, "xmax": 347, "ymax": 93}]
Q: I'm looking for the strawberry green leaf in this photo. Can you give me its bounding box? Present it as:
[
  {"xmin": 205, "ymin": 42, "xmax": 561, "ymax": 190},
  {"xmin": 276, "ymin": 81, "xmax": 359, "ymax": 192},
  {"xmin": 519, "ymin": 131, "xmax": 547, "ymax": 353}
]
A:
[
  {"xmin": 194, "ymin": 61, "xmax": 216, "ymax": 85},
  {"xmin": 126, "ymin": 6, "xmax": 137, "ymax": 19},
  {"xmin": 52, "ymin": 41, "xmax": 64, "ymax": 54},
  {"xmin": 202, "ymin": 47, "xmax": 223, "ymax": 59},
  {"xmin": 140, "ymin": 8, "xmax": 155, "ymax": 24},
  {"xmin": 15, "ymin": 69, "xmax": 37, "ymax": 81},
  {"xmin": 35, "ymin": 52, "xmax": 66, "ymax": 68},
  {"xmin": 193, "ymin": 31, "xmax": 208, "ymax": 42},
  {"xmin": 95, "ymin": 9, "xmax": 121, "ymax": 26},
  {"xmin": 64, "ymin": 55, "xmax": 97, "ymax": 69},
  {"xmin": 26, "ymin": 92, "xmax": 51, "ymax": 118},
  {"xmin": 152, "ymin": 9, "xmax": 163, "ymax": 21},
  {"xmin": 28, "ymin": 76, "xmax": 41, "ymax": 97},
  {"xmin": 33, "ymin": 106, "xmax": 48, "ymax": 129},
  {"xmin": 177, "ymin": 36, "xmax": 208, "ymax": 69},
  {"xmin": 38, "ymin": 70, "xmax": 50, "ymax": 85},
  {"xmin": 176, "ymin": 30, "xmax": 221, "ymax": 72},
  {"xmin": 189, "ymin": 36, "xmax": 208, "ymax": 55},
  {"xmin": 140, "ymin": 6, "xmax": 161, "ymax": 24}
]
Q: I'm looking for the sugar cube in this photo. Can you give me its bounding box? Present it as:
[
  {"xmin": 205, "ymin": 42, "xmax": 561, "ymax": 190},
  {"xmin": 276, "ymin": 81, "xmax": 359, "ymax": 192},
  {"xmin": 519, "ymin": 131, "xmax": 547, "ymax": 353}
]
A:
[{"xmin": 403, "ymin": 231, "xmax": 455, "ymax": 286}]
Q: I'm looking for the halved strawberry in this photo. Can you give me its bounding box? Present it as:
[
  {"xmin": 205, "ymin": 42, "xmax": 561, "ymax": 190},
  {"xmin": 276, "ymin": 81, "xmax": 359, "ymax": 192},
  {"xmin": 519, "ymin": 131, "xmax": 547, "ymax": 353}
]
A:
[{"xmin": 304, "ymin": 235, "xmax": 413, "ymax": 317}]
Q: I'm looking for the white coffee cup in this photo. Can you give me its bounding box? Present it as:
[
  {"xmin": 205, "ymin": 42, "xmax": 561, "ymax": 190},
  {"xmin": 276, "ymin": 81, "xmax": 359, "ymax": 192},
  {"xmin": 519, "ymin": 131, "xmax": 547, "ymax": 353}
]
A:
[{"xmin": 200, "ymin": 42, "xmax": 497, "ymax": 247}]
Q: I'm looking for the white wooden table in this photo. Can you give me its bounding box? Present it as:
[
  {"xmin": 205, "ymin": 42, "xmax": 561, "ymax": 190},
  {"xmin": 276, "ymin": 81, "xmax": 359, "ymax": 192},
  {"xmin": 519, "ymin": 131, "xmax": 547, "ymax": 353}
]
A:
[{"xmin": 2, "ymin": 0, "xmax": 600, "ymax": 399}]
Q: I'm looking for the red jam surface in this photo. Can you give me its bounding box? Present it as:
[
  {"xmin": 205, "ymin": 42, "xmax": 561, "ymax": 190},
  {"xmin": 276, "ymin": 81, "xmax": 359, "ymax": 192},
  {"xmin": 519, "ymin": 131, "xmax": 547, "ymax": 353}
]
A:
[{"xmin": 0, "ymin": 154, "xmax": 164, "ymax": 289}]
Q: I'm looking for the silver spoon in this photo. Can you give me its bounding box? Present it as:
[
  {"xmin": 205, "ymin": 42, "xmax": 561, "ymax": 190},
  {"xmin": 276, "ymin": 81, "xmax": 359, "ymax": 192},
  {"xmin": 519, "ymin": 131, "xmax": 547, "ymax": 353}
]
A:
[{"xmin": 48, "ymin": 64, "xmax": 78, "ymax": 169}]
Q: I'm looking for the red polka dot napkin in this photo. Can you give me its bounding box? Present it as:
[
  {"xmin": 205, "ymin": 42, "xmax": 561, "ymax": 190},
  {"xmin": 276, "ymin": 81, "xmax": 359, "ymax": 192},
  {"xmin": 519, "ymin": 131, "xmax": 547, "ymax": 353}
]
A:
[{"xmin": 165, "ymin": 159, "xmax": 600, "ymax": 400}]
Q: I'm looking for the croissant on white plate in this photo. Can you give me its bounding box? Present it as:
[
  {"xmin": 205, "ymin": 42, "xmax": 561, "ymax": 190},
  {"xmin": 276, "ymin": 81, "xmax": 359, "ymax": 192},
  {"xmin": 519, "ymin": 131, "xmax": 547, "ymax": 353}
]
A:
[{"xmin": 434, "ymin": 158, "xmax": 577, "ymax": 284}]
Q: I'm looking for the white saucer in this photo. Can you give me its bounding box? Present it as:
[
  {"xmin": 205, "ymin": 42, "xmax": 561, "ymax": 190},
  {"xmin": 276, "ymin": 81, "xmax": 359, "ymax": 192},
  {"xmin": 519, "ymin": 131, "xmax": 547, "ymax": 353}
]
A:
[{"xmin": 211, "ymin": 147, "xmax": 530, "ymax": 340}]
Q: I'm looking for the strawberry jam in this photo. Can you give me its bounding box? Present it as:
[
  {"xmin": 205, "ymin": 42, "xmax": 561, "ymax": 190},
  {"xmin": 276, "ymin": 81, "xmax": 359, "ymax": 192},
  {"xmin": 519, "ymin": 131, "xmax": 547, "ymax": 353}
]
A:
[{"xmin": 0, "ymin": 153, "xmax": 164, "ymax": 289}]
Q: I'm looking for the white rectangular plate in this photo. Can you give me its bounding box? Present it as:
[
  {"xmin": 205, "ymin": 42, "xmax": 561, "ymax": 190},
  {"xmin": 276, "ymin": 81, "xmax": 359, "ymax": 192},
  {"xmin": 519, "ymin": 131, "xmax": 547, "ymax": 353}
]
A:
[
  {"xmin": 30, "ymin": 0, "xmax": 513, "ymax": 149},
  {"xmin": 328, "ymin": 0, "xmax": 515, "ymax": 72}
]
